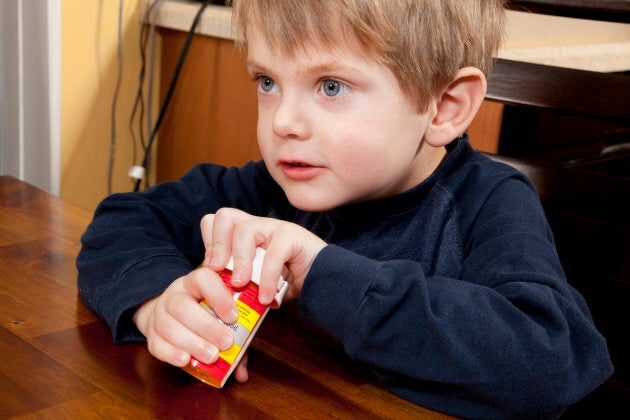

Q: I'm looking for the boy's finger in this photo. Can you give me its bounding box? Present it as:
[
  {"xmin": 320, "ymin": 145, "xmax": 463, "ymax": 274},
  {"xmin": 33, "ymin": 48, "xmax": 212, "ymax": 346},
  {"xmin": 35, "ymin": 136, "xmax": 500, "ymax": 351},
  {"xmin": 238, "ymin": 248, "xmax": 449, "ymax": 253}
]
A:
[
  {"xmin": 233, "ymin": 351, "xmax": 249, "ymax": 383},
  {"xmin": 149, "ymin": 314, "xmax": 224, "ymax": 367},
  {"xmin": 165, "ymin": 294, "xmax": 235, "ymax": 355},
  {"xmin": 184, "ymin": 267, "xmax": 239, "ymax": 324},
  {"xmin": 200, "ymin": 213, "xmax": 215, "ymax": 266},
  {"xmin": 207, "ymin": 207, "xmax": 251, "ymax": 270},
  {"xmin": 146, "ymin": 333, "xmax": 191, "ymax": 367},
  {"xmin": 200, "ymin": 210, "xmax": 233, "ymax": 270},
  {"xmin": 258, "ymin": 245, "xmax": 289, "ymax": 306},
  {"xmin": 229, "ymin": 222, "xmax": 263, "ymax": 286}
]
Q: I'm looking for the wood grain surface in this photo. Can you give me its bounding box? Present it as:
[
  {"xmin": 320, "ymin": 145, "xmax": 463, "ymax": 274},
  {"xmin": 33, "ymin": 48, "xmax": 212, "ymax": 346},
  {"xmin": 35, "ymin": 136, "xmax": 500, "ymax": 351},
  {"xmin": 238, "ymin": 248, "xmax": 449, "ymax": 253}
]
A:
[{"xmin": 0, "ymin": 176, "xmax": 451, "ymax": 419}]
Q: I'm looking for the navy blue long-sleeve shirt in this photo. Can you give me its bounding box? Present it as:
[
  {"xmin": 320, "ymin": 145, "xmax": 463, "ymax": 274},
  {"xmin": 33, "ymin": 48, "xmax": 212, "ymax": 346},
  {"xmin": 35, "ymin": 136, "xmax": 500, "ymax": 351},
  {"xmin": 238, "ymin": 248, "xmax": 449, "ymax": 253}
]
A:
[{"xmin": 77, "ymin": 138, "xmax": 612, "ymax": 418}]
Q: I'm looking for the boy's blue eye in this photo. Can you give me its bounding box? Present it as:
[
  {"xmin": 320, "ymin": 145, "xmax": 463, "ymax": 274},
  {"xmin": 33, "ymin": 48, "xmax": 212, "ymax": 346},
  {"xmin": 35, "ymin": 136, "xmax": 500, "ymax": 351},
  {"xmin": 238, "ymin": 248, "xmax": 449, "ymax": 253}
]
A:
[
  {"xmin": 322, "ymin": 79, "xmax": 348, "ymax": 97},
  {"xmin": 260, "ymin": 77, "xmax": 275, "ymax": 92}
]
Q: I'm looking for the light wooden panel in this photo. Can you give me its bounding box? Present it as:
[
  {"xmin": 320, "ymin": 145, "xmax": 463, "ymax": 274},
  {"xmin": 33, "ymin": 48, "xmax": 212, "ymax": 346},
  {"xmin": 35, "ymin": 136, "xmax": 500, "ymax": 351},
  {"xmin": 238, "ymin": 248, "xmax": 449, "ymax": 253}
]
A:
[
  {"xmin": 157, "ymin": 30, "xmax": 259, "ymax": 183},
  {"xmin": 467, "ymin": 100, "xmax": 504, "ymax": 154}
]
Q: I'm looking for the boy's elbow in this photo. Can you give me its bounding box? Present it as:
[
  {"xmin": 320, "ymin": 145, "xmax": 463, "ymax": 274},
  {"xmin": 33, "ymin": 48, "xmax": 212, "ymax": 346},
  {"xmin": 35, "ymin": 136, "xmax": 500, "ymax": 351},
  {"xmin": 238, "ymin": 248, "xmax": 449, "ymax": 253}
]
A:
[{"xmin": 504, "ymin": 335, "xmax": 612, "ymax": 417}]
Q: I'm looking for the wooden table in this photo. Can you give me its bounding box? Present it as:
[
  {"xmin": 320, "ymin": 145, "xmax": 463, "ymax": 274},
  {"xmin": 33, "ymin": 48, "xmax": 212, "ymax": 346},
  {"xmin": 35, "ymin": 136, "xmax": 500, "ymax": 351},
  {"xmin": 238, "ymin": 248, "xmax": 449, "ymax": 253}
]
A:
[{"xmin": 0, "ymin": 176, "xmax": 450, "ymax": 419}]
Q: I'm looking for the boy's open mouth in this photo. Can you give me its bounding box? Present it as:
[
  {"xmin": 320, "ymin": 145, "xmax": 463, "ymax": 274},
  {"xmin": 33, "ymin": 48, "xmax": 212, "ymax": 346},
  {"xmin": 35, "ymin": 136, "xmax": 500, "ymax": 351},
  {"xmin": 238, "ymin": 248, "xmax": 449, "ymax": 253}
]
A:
[{"xmin": 280, "ymin": 160, "xmax": 322, "ymax": 181}]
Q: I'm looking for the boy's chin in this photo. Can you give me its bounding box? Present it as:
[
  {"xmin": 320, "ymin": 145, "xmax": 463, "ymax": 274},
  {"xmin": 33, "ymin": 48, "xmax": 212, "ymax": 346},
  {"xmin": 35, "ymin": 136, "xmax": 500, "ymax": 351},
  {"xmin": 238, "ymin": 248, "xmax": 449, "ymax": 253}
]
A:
[{"xmin": 286, "ymin": 193, "xmax": 340, "ymax": 213}]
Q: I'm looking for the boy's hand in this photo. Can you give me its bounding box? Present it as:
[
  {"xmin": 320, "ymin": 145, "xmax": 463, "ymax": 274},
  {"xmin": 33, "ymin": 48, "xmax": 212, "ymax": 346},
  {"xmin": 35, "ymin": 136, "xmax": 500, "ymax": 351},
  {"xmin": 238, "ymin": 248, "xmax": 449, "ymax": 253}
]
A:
[
  {"xmin": 132, "ymin": 267, "xmax": 240, "ymax": 369},
  {"xmin": 133, "ymin": 207, "xmax": 325, "ymax": 381},
  {"xmin": 201, "ymin": 208, "xmax": 327, "ymax": 305}
]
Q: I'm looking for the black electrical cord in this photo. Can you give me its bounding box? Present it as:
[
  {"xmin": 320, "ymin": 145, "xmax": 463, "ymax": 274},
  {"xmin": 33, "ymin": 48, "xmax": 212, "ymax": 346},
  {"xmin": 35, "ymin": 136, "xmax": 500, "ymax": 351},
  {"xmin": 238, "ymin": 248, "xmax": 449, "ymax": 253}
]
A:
[
  {"xmin": 129, "ymin": 0, "xmax": 160, "ymax": 191},
  {"xmin": 133, "ymin": 0, "xmax": 211, "ymax": 192},
  {"xmin": 145, "ymin": 0, "xmax": 162, "ymax": 175},
  {"xmin": 129, "ymin": 0, "xmax": 157, "ymax": 178}
]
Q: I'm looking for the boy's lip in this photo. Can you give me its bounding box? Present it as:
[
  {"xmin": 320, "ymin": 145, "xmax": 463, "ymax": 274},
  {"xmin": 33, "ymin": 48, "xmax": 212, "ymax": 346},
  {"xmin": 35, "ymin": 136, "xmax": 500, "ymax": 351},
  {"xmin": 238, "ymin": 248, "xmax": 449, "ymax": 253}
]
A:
[{"xmin": 279, "ymin": 159, "xmax": 323, "ymax": 180}]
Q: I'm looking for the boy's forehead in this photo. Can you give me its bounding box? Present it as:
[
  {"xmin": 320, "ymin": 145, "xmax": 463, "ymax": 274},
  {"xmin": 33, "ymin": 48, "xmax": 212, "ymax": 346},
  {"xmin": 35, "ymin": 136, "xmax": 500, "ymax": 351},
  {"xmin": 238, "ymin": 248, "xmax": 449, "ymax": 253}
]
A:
[
  {"xmin": 245, "ymin": 25, "xmax": 341, "ymax": 69},
  {"xmin": 244, "ymin": 18, "xmax": 374, "ymax": 63}
]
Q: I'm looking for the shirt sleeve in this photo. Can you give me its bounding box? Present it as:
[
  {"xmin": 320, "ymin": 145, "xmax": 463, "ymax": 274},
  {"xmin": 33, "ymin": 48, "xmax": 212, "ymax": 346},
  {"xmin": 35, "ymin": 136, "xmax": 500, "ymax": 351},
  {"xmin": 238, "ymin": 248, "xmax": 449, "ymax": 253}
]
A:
[
  {"xmin": 76, "ymin": 162, "xmax": 276, "ymax": 343},
  {"xmin": 298, "ymin": 177, "xmax": 613, "ymax": 418}
]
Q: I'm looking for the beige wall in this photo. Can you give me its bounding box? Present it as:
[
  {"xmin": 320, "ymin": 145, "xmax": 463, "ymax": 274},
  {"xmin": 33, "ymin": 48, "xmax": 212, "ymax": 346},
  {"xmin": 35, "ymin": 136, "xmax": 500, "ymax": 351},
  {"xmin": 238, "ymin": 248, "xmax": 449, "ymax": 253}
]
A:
[{"xmin": 61, "ymin": 0, "xmax": 159, "ymax": 211}]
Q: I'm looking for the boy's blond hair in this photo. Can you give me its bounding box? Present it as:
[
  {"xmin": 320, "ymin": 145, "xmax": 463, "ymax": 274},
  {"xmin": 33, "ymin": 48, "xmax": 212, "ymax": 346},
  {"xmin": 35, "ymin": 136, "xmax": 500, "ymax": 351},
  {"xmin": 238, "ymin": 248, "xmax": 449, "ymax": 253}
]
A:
[{"xmin": 230, "ymin": 0, "xmax": 505, "ymax": 111}]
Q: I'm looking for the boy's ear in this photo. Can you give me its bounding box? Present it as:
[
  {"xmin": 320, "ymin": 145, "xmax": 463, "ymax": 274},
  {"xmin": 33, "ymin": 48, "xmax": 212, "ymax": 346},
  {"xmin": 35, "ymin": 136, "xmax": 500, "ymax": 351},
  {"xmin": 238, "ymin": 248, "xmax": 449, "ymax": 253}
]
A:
[{"xmin": 424, "ymin": 67, "xmax": 487, "ymax": 147}]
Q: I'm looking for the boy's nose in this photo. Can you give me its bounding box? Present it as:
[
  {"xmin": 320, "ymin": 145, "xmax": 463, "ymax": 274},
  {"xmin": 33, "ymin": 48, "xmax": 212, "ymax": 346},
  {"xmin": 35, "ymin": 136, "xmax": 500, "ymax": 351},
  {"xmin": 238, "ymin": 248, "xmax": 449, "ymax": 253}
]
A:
[{"xmin": 272, "ymin": 94, "xmax": 309, "ymax": 140}]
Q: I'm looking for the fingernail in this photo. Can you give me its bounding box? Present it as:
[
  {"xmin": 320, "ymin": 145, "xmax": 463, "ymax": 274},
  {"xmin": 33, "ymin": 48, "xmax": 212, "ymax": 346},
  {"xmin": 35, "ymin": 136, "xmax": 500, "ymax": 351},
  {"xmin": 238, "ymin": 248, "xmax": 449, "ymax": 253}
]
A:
[
  {"xmin": 231, "ymin": 269, "xmax": 246, "ymax": 285},
  {"xmin": 225, "ymin": 309, "xmax": 239, "ymax": 324},
  {"xmin": 259, "ymin": 292, "xmax": 272, "ymax": 306},
  {"xmin": 208, "ymin": 254, "xmax": 221, "ymax": 269},
  {"xmin": 175, "ymin": 351, "xmax": 190, "ymax": 366},
  {"xmin": 201, "ymin": 346, "xmax": 219, "ymax": 364},
  {"xmin": 219, "ymin": 334, "xmax": 234, "ymax": 350}
]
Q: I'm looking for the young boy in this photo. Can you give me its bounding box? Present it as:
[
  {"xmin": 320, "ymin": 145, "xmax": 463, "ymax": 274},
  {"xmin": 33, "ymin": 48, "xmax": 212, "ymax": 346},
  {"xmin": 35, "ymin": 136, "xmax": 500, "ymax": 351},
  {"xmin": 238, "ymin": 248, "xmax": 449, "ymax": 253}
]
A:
[{"xmin": 77, "ymin": 0, "xmax": 612, "ymax": 417}]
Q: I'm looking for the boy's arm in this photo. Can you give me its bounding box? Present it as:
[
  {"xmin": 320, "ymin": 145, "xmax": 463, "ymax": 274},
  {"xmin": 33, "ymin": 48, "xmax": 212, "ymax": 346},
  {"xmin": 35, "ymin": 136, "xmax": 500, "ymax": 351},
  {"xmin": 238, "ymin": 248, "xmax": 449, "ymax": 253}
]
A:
[
  {"xmin": 76, "ymin": 162, "xmax": 276, "ymax": 343},
  {"xmin": 298, "ymin": 178, "xmax": 612, "ymax": 418}
]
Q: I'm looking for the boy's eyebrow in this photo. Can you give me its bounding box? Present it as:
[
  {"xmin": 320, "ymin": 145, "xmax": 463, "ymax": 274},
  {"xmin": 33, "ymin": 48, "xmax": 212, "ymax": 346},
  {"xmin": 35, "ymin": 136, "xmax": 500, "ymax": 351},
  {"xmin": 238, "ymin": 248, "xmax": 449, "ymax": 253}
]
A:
[
  {"xmin": 246, "ymin": 58, "xmax": 365, "ymax": 78},
  {"xmin": 298, "ymin": 62, "xmax": 360, "ymax": 76},
  {"xmin": 245, "ymin": 58, "xmax": 266, "ymax": 73}
]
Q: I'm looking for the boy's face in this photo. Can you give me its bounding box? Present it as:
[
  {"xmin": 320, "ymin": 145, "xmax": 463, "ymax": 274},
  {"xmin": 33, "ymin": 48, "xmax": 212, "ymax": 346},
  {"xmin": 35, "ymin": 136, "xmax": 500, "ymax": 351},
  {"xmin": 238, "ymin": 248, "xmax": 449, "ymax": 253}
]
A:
[{"xmin": 247, "ymin": 26, "xmax": 441, "ymax": 212}]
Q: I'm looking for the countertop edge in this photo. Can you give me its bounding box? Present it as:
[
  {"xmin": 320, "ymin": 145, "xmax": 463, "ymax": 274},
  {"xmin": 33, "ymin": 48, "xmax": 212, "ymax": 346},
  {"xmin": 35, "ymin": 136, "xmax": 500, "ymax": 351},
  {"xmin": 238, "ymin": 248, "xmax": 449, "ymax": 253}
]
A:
[
  {"xmin": 144, "ymin": 0, "xmax": 234, "ymax": 41},
  {"xmin": 498, "ymin": 42, "xmax": 630, "ymax": 73},
  {"xmin": 148, "ymin": 0, "xmax": 630, "ymax": 73}
]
